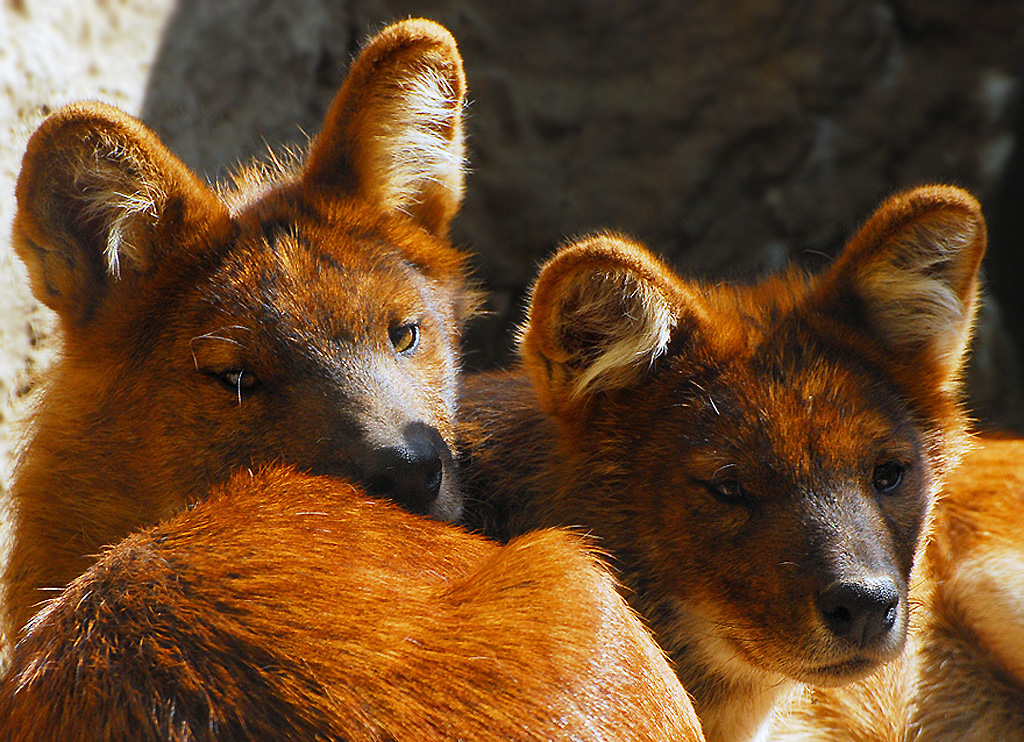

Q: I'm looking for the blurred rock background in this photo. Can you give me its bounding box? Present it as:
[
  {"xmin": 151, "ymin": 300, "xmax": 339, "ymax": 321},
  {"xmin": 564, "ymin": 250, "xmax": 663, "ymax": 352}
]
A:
[{"xmin": 3, "ymin": 0, "xmax": 1023, "ymax": 493}]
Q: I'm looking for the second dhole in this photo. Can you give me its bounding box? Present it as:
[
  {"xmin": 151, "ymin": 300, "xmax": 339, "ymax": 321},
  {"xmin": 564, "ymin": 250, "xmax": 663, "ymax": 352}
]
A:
[{"xmin": 461, "ymin": 185, "xmax": 985, "ymax": 742}]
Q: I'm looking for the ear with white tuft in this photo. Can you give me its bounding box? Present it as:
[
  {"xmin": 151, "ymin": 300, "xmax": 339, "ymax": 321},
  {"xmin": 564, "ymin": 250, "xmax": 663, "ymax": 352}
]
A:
[
  {"xmin": 13, "ymin": 102, "xmax": 229, "ymax": 326},
  {"xmin": 302, "ymin": 19, "xmax": 466, "ymax": 239},
  {"xmin": 520, "ymin": 234, "xmax": 699, "ymax": 416},
  {"xmin": 822, "ymin": 185, "xmax": 986, "ymax": 386}
]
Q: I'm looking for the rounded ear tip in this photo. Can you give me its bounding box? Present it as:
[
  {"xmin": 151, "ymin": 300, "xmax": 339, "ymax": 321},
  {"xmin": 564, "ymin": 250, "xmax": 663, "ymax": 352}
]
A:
[
  {"xmin": 894, "ymin": 185, "xmax": 984, "ymax": 225},
  {"xmin": 535, "ymin": 232, "xmax": 678, "ymax": 302},
  {"xmin": 16, "ymin": 102, "xmax": 112, "ymax": 204},
  {"xmin": 564, "ymin": 231, "xmax": 646, "ymax": 256},
  {"xmin": 31, "ymin": 101, "xmax": 137, "ymax": 141},
  {"xmin": 20, "ymin": 103, "xmax": 149, "ymax": 195},
  {"xmin": 384, "ymin": 18, "xmax": 459, "ymax": 46},
  {"xmin": 369, "ymin": 18, "xmax": 462, "ymax": 68},
  {"xmin": 17, "ymin": 101, "xmax": 194, "ymax": 208},
  {"xmin": 540, "ymin": 232, "xmax": 653, "ymax": 276}
]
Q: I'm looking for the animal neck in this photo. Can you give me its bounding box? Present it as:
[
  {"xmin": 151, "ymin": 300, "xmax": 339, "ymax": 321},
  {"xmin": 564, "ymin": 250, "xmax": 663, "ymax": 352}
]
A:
[
  {"xmin": 678, "ymin": 652, "xmax": 793, "ymax": 742},
  {"xmin": 625, "ymin": 591, "xmax": 794, "ymax": 742},
  {"xmin": 1, "ymin": 372, "xmax": 178, "ymax": 655}
]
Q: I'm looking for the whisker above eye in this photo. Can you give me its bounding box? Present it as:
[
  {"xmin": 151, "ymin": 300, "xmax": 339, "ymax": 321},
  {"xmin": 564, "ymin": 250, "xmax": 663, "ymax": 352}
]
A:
[
  {"xmin": 711, "ymin": 463, "xmax": 737, "ymax": 478},
  {"xmin": 190, "ymin": 325, "xmax": 253, "ymax": 345},
  {"xmin": 189, "ymin": 326, "xmax": 253, "ymax": 369}
]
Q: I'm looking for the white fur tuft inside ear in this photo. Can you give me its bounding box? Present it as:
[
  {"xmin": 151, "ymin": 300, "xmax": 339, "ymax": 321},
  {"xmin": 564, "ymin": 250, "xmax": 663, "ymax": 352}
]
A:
[
  {"xmin": 564, "ymin": 271, "xmax": 676, "ymax": 399},
  {"xmin": 76, "ymin": 146, "xmax": 167, "ymax": 279},
  {"xmin": 370, "ymin": 63, "xmax": 465, "ymax": 214},
  {"xmin": 97, "ymin": 187, "xmax": 164, "ymax": 277},
  {"xmin": 857, "ymin": 213, "xmax": 979, "ymax": 369}
]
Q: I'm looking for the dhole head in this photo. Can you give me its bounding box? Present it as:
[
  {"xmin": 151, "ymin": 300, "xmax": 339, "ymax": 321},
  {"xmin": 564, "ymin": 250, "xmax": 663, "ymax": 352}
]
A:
[
  {"xmin": 11, "ymin": 19, "xmax": 474, "ymax": 521},
  {"xmin": 519, "ymin": 186, "xmax": 984, "ymax": 690}
]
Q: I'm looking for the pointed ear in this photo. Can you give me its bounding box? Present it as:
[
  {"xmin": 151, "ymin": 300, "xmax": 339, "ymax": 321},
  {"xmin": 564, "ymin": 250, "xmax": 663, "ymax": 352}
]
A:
[
  {"xmin": 521, "ymin": 234, "xmax": 701, "ymax": 416},
  {"xmin": 821, "ymin": 186, "xmax": 986, "ymax": 386},
  {"xmin": 302, "ymin": 19, "xmax": 466, "ymax": 239},
  {"xmin": 13, "ymin": 102, "xmax": 229, "ymax": 326}
]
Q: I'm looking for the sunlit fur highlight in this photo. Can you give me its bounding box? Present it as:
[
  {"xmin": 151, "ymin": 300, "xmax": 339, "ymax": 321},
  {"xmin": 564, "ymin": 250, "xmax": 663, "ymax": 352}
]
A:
[
  {"xmin": 947, "ymin": 549, "xmax": 1024, "ymax": 683},
  {"xmin": 1, "ymin": 468, "xmax": 703, "ymax": 741},
  {"xmin": 375, "ymin": 63, "xmax": 466, "ymax": 213},
  {"xmin": 303, "ymin": 20, "xmax": 467, "ymax": 240}
]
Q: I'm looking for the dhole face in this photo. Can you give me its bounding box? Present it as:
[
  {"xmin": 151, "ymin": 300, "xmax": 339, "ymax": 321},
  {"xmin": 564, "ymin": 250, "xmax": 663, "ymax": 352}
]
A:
[
  {"xmin": 765, "ymin": 435, "xmax": 1024, "ymax": 742},
  {"xmin": 140, "ymin": 195, "xmax": 465, "ymax": 520},
  {"xmin": 581, "ymin": 285, "xmax": 931, "ymax": 686},
  {"xmin": 461, "ymin": 185, "xmax": 984, "ymax": 741},
  {"xmin": 4, "ymin": 18, "xmax": 472, "ymax": 648}
]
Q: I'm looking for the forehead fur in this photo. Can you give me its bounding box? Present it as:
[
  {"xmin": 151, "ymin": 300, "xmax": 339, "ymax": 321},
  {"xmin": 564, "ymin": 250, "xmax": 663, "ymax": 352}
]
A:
[
  {"xmin": 231, "ymin": 176, "xmax": 469, "ymax": 276},
  {"xmin": 613, "ymin": 269, "xmax": 928, "ymax": 466},
  {"xmin": 194, "ymin": 196, "xmax": 462, "ymax": 325}
]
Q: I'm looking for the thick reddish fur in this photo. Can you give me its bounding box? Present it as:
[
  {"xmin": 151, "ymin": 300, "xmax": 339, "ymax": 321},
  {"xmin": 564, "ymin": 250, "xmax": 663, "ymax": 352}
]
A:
[
  {"xmin": 0, "ymin": 468, "xmax": 702, "ymax": 741},
  {"xmin": 460, "ymin": 186, "xmax": 985, "ymax": 741},
  {"xmin": 3, "ymin": 18, "xmax": 475, "ymax": 647}
]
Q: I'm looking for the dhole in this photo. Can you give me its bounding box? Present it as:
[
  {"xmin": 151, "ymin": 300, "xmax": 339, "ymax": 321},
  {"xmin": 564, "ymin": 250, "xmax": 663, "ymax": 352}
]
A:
[
  {"xmin": 460, "ymin": 185, "xmax": 985, "ymax": 742},
  {"xmin": 2, "ymin": 18, "xmax": 476, "ymax": 650},
  {"xmin": 0, "ymin": 467, "xmax": 703, "ymax": 741},
  {"xmin": 767, "ymin": 434, "xmax": 1024, "ymax": 741},
  {"xmin": 0, "ymin": 19, "xmax": 704, "ymax": 741}
]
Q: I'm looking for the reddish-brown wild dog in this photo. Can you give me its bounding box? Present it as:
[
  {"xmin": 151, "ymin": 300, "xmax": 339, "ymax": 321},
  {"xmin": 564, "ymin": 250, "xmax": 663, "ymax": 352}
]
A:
[
  {"xmin": 0, "ymin": 19, "xmax": 704, "ymax": 741},
  {"xmin": 460, "ymin": 186, "xmax": 984, "ymax": 742},
  {"xmin": 767, "ymin": 434, "xmax": 1024, "ymax": 741},
  {"xmin": 2, "ymin": 18, "xmax": 477, "ymax": 649}
]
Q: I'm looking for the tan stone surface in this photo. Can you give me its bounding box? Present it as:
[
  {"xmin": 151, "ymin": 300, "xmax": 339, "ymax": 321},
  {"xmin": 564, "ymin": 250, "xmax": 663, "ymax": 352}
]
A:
[{"xmin": 0, "ymin": 0, "xmax": 173, "ymax": 492}]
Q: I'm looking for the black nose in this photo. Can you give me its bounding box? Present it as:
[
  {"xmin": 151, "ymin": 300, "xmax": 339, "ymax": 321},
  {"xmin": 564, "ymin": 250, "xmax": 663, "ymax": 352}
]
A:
[
  {"xmin": 363, "ymin": 425, "xmax": 446, "ymax": 514},
  {"xmin": 817, "ymin": 577, "xmax": 899, "ymax": 648}
]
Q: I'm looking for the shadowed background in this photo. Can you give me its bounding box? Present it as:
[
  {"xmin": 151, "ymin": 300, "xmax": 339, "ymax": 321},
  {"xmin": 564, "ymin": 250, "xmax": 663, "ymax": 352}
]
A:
[{"xmin": 2, "ymin": 0, "xmax": 1023, "ymax": 494}]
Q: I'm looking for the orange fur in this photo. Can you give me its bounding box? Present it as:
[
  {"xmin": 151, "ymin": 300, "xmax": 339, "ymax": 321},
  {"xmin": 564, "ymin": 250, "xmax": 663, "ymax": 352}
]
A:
[
  {"xmin": 460, "ymin": 186, "xmax": 985, "ymax": 742},
  {"xmin": 0, "ymin": 19, "xmax": 704, "ymax": 740},
  {"xmin": 0, "ymin": 467, "xmax": 703, "ymax": 741},
  {"xmin": 913, "ymin": 434, "xmax": 1024, "ymax": 739}
]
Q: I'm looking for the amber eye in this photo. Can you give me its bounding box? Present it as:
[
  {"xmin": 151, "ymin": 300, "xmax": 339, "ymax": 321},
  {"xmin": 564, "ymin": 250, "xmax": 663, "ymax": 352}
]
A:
[
  {"xmin": 218, "ymin": 369, "xmax": 258, "ymax": 392},
  {"xmin": 389, "ymin": 322, "xmax": 420, "ymax": 355},
  {"xmin": 872, "ymin": 461, "xmax": 905, "ymax": 494}
]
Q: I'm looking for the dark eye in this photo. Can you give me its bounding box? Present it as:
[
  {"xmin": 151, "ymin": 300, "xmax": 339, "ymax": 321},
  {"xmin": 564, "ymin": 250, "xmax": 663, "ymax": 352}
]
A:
[
  {"xmin": 705, "ymin": 478, "xmax": 747, "ymax": 506},
  {"xmin": 217, "ymin": 369, "xmax": 258, "ymax": 392},
  {"xmin": 389, "ymin": 322, "xmax": 420, "ymax": 355},
  {"xmin": 872, "ymin": 461, "xmax": 905, "ymax": 494}
]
